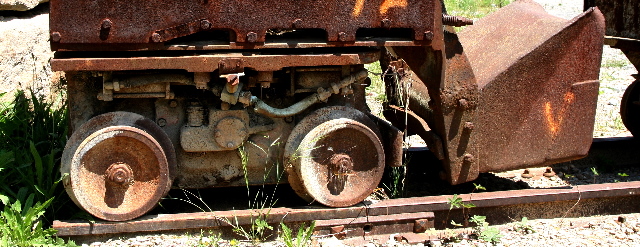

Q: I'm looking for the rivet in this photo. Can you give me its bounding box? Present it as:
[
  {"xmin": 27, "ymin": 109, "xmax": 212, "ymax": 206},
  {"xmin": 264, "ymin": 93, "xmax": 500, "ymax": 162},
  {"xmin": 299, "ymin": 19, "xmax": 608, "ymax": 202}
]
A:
[
  {"xmin": 151, "ymin": 33, "xmax": 162, "ymax": 43},
  {"xmin": 464, "ymin": 122, "xmax": 474, "ymax": 130},
  {"xmin": 381, "ymin": 18, "xmax": 392, "ymax": 29},
  {"xmin": 157, "ymin": 118, "xmax": 167, "ymax": 127},
  {"xmin": 51, "ymin": 32, "xmax": 61, "ymax": 42},
  {"xmin": 463, "ymin": 153, "xmax": 474, "ymax": 163},
  {"xmin": 424, "ymin": 31, "xmax": 434, "ymax": 42},
  {"xmin": 200, "ymin": 19, "xmax": 212, "ymax": 30},
  {"xmin": 169, "ymin": 100, "xmax": 178, "ymax": 108},
  {"xmin": 246, "ymin": 32, "xmax": 258, "ymax": 43},
  {"xmin": 227, "ymin": 142, "xmax": 235, "ymax": 148},
  {"xmin": 522, "ymin": 169, "xmax": 534, "ymax": 178},
  {"xmin": 292, "ymin": 19, "xmax": 302, "ymax": 28},
  {"xmin": 101, "ymin": 19, "xmax": 112, "ymax": 29},
  {"xmin": 338, "ymin": 32, "xmax": 348, "ymax": 42}
]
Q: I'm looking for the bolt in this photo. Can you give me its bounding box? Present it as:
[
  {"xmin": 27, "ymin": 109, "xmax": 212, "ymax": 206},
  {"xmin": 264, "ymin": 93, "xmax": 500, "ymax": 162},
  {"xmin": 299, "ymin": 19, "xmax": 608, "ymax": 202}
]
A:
[
  {"xmin": 227, "ymin": 142, "xmax": 234, "ymax": 148},
  {"xmin": 463, "ymin": 153, "xmax": 474, "ymax": 163},
  {"xmin": 464, "ymin": 122, "xmax": 474, "ymax": 130},
  {"xmin": 105, "ymin": 163, "xmax": 133, "ymax": 185},
  {"xmin": 543, "ymin": 167, "xmax": 556, "ymax": 177},
  {"xmin": 101, "ymin": 19, "xmax": 112, "ymax": 29},
  {"xmin": 338, "ymin": 32, "xmax": 348, "ymax": 42},
  {"xmin": 200, "ymin": 19, "xmax": 212, "ymax": 30},
  {"xmin": 51, "ymin": 32, "xmax": 61, "ymax": 42},
  {"xmin": 284, "ymin": 116, "xmax": 294, "ymax": 123},
  {"xmin": 381, "ymin": 18, "xmax": 392, "ymax": 29},
  {"xmin": 246, "ymin": 32, "xmax": 258, "ymax": 43},
  {"xmin": 292, "ymin": 19, "xmax": 302, "ymax": 28},
  {"xmin": 424, "ymin": 31, "xmax": 434, "ymax": 42},
  {"xmin": 169, "ymin": 100, "xmax": 178, "ymax": 108},
  {"xmin": 458, "ymin": 98, "xmax": 469, "ymax": 109},
  {"xmin": 151, "ymin": 33, "xmax": 162, "ymax": 43},
  {"xmin": 522, "ymin": 169, "xmax": 534, "ymax": 178},
  {"xmin": 157, "ymin": 118, "xmax": 167, "ymax": 127}
]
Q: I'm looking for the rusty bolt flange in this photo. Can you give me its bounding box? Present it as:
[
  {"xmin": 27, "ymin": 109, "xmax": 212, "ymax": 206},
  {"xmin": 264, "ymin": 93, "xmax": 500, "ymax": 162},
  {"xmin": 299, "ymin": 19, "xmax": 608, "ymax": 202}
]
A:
[
  {"xmin": 330, "ymin": 154, "xmax": 354, "ymax": 172},
  {"xmin": 51, "ymin": 32, "xmax": 61, "ymax": 42},
  {"xmin": 292, "ymin": 19, "xmax": 302, "ymax": 29},
  {"xmin": 200, "ymin": 20, "xmax": 212, "ymax": 30},
  {"xmin": 151, "ymin": 33, "xmax": 162, "ymax": 43},
  {"xmin": 381, "ymin": 18, "xmax": 392, "ymax": 29},
  {"xmin": 414, "ymin": 219, "xmax": 429, "ymax": 233},
  {"xmin": 522, "ymin": 169, "xmax": 534, "ymax": 178},
  {"xmin": 338, "ymin": 32, "xmax": 348, "ymax": 42},
  {"xmin": 101, "ymin": 19, "xmax": 112, "ymax": 29},
  {"xmin": 246, "ymin": 32, "xmax": 258, "ymax": 43},
  {"xmin": 105, "ymin": 162, "xmax": 133, "ymax": 185},
  {"xmin": 543, "ymin": 167, "xmax": 556, "ymax": 177}
]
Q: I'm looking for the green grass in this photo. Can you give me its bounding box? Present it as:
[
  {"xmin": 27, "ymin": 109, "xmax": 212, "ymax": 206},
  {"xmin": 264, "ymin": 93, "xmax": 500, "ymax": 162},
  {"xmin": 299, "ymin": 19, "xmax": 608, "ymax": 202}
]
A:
[
  {"xmin": 0, "ymin": 90, "xmax": 75, "ymax": 246},
  {"xmin": 444, "ymin": 0, "xmax": 512, "ymax": 19}
]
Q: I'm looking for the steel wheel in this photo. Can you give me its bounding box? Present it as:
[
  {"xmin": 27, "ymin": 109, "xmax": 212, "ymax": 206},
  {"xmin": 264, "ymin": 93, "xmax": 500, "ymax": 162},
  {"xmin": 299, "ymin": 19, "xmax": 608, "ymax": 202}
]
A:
[
  {"xmin": 621, "ymin": 80, "xmax": 640, "ymax": 137},
  {"xmin": 284, "ymin": 106, "xmax": 385, "ymax": 207},
  {"xmin": 61, "ymin": 112, "xmax": 176, "ymax": 221}
]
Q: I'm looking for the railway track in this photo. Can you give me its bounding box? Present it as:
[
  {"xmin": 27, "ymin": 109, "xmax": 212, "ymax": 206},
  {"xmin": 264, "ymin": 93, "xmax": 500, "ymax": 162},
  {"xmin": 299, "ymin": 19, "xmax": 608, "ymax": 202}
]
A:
[{"xmin": 53, "ymin": 137, "xmax": 640, "ymax": 244}]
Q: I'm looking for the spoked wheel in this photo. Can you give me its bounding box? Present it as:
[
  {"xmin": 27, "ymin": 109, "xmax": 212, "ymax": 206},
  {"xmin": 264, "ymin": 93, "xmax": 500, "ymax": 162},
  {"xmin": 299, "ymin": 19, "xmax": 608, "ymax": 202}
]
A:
[
  {"xmin": 61, "ymin": 112, "xmax": 176, "ymax": 221},
  {"xmin": 621, "ymin": 80, "xmax": 640, "ymax": 137},
  {"xmin": 284, "ymin": 106, "xmax": 385, "ymax": 207}
]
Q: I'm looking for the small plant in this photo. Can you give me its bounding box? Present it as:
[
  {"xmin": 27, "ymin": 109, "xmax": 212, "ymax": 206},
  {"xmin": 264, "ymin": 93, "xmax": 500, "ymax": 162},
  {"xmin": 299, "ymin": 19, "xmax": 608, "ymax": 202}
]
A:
[
  {"xmin": 591, "ymin": 167, "xmax": 599, "ymax": 183},
  {"xmin": 280, "ymin": 221, "xmax": 316, "ymax": 247},
  {"xmin": 195, "ymin": 230, "xmax": 222, "ymax": 247},
  {"xmin": 618, "ymin": 172, "xmax": 629, "ymax": 177},
  {"xmin": 0, "ymin": 192, "xmax": 75, "ymax": 247},
  {"xmin": 512, "ymin": 217, "xmax": 535, "ymax": 234},
  {"xmin": 469, "ymin": 215, "xmax": 502, "ymax": 244}
]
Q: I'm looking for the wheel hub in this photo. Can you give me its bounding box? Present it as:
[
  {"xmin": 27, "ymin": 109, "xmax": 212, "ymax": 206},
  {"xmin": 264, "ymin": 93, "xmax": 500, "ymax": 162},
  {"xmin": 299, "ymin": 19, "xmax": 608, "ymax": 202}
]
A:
[{"xmin": 105, "ymin": 163, "xmax": 133, "ymax": 185}]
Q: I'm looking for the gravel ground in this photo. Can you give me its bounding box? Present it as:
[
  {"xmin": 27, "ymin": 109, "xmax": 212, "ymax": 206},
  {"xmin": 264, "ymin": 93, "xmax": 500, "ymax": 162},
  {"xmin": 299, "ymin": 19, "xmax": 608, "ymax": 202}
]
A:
[{"xmin": 77, "ymin": 1, "xmax": 640, "ymax": 246}]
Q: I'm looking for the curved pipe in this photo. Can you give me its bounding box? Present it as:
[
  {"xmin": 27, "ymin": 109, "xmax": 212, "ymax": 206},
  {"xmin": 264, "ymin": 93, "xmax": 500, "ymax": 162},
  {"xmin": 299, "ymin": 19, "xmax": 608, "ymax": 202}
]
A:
[{"xmin": 251, "ymin": 70, "xmax": 368, "ymax": 118}]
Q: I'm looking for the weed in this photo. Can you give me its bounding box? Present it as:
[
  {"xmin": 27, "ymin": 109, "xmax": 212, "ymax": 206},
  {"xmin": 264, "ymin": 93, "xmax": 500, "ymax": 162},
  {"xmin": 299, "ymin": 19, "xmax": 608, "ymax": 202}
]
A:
[
  {"xmin": 590, "ymin": 167, "xmax": 599, "ymax": 183},
  {"xmin": 512, "ymin": 217, "xmax": 535, "ymax": 234},
  {"xmin": 0, "ymin": 191, "xmax": 76, "ymax": 247},
  {"xmin": 280, "ymin": 221, "xmax": 316, "ymax": 247},
  {"xmin": 0, "ymin": 90, "xmax": 70, "ymax": 222},
  {"xmin": 195, "ymin": 230, "xmax": 222, "ymax": 247},
  {"xmin": 618, "ymin": 173, "xmax": 629, "ymax": 177},
  {"xmin": 444, "ymin": 0, "xmax": 512, "ymax": 20},
  {"xmin": 469, "ymin": 215, "xmax": 502, "ymax": 244}
]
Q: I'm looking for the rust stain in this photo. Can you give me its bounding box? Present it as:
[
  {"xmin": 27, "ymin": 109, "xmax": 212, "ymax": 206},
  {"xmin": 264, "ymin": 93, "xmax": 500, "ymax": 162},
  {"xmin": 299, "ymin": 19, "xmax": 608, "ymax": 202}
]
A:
[
  {"xmin": 379, "ymin": 0, "xmax": 408, "ymax": 15},
  {"xmin": 353, "ymin": 0, "xmax": 365, "ymax": 17},
  {"xmin": 544, "ymin": 92, "xmax": 575, "ymax": 136}
]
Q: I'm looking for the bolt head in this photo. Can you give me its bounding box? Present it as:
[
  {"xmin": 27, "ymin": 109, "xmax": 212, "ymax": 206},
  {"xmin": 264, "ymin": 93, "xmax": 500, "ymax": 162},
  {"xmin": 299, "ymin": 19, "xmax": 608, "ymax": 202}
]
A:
[
  {"xmin": 424, "ymin": 31, "xmax": 434, "ymax": 41},
  {"xmin": 51, "ymin": 32, "xmax": 61, "ymax": 42},
  {"xmin": 381, "ymin": 18, "xmax": 392, "ymax": 29},
  {"xmin": 338, "ymin": 32, "xmax": 348, "ymax": 42},
  {"xmin": 200, "ymin": 20, "xmax": 212, "ymax": 30},
  {"xmin": 246, "ymin": 32, "xmax": 258, "ymax": 43},
  {"xmin": 464, "ymin": 122, "xmax": 474, "ymax": 130},
  {"xmin": 101, "ymin": 19, "xmax": 112, "ymax": 29},
  {"xmin": 292, "ymin": 19, "xmax": 302, "ymax": 28},
  {"xmin": 157, "ymin": 118, "xmax": 167, "ymax": 127},
  {"xmin": 169, "ymin": 100, "xmax": 178, "ymax": 108},
  {"xmin": 151, "ymin": 33, "xmax": 162, "ymax": 43}
]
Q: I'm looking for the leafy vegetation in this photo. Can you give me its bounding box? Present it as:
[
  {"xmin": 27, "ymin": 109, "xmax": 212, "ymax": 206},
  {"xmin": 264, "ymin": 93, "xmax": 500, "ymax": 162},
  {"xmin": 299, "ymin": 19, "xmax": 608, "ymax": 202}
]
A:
[
  {"xmin": 444, "ymin": 0, "xmax": 512, "ymax": 19},
  {"xmin": 280, "ymin": 221, "xmax": 315, "ymax": 247},
  {"xmin": 469, "ymin": 215, "xmax": 502, "ymax": 244}
]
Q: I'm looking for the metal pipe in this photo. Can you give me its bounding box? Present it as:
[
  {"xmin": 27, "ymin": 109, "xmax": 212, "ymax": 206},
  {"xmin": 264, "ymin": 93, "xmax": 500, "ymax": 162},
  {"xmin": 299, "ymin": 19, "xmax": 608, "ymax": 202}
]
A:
[{"xmin": 251, "ymin": 70, "xmax": 368, "ymax": 118}]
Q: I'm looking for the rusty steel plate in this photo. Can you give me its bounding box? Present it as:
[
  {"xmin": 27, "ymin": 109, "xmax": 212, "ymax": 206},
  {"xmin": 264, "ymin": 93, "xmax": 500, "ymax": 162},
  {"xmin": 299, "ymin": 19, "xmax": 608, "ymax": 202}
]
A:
[
  {"xmin": 51, "ymin": 51, "xmax": 380, "ymax": 72},
  {"xmin": 284, "ymin": 106, "xmax": 385, "ymax": 207},
  {"xmin": 50, "ymin": 0, "xmax": 438, "ymax": 50},
  {"xmin": 61, "ymin": 112, "xmax": 176, "ymax": 221}
]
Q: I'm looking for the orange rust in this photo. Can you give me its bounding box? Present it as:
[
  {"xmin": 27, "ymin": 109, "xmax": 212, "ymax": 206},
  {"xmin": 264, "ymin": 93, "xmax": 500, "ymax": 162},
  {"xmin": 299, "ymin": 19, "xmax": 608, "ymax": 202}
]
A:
[
  {"xmin": 352, "ymin": 0, "xmax": 365, "ymax": 17},
  {"xmin": 379, "ymin": 0, "xmax": 408, "ymax": 15},
  {"xmin": 544, "ymin": 92, "xmax": 576, "ymax": 136}
]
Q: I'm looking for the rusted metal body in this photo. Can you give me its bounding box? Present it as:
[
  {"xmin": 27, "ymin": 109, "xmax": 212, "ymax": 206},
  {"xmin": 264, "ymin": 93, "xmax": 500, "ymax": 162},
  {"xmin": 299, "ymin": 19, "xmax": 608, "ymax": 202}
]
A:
[{"xmin": 53, "ymin": 0, "xmax": 605, "ymax": 221}]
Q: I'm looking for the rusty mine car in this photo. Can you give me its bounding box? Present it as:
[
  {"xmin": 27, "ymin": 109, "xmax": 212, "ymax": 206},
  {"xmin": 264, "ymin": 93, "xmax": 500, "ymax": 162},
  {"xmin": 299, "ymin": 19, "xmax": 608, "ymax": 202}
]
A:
[{"xmin": 50, "ymin": 0, "xmax": 628, "ymax": 221}]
